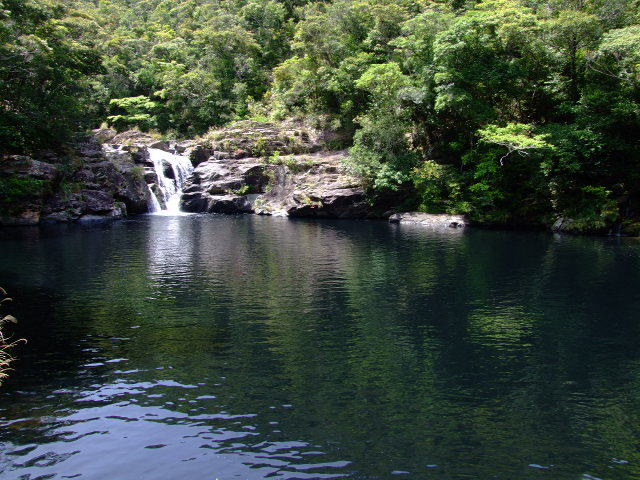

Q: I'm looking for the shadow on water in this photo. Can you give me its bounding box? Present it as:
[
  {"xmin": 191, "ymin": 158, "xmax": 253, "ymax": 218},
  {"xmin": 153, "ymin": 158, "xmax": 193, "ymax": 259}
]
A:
[{"xmin": 1, "ymin": 215, "xmax": 640, "ymax": 479}]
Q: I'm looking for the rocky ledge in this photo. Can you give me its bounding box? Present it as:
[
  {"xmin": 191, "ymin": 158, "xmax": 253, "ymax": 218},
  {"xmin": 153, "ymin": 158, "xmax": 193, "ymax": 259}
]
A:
[
  {"xmin": 180, "ymin": 150, "xmax": 372, "ymax": 218},
  {"xmin": 164, "ymin": 120, "xmax": 375, "ymax": 218},
  {"xmin": 0, "ymin": 135, "xmax": 151, "ymax": 226},
  {"xmin": 1, "ymin": 121, "xmax": 376, "ymax": 225}
]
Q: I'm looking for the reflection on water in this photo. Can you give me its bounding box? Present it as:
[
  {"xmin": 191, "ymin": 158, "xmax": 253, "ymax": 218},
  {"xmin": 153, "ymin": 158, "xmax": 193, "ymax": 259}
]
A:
[{"xmin": 1, "ymin": 216, "xmax": 640, "ymax": 479}]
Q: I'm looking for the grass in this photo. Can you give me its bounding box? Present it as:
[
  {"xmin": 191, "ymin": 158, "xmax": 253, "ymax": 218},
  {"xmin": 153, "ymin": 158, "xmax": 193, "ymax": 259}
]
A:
[{"xmin": 0, "ymin": 287, "xmax": 22, "ymax": 386}]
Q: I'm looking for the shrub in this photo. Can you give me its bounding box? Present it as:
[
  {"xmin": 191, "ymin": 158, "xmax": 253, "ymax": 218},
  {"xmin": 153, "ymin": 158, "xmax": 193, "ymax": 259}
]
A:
[{"xmin": 0, "ymin": 287, "xmax": 22, "ymax": 386}]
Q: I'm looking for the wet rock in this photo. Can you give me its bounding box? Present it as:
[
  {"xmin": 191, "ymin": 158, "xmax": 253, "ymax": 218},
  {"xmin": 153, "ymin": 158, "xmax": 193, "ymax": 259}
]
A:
[
  {"xmin": 149, "ymin": 184, "xmax": 166, "ymax": 210},
  {"xmin": 180, "ymin": 191, "xmax": 208, "ymax": 212},
  {"xmin": 144, "ymin": 169, "xmax": 158, "ymax": 184},
  {"xmin": 162, "ymin": 159, "xmax": 175, "ymax": 180},
  {"xmin": 552, "ymin": 217, "xmax": 575, "ymax": 233}
]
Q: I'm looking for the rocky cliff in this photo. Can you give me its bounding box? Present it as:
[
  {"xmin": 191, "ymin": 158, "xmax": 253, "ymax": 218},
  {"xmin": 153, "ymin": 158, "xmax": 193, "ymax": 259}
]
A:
[
  {"xmin": 0, "ymin": 122, "xmax": 376, "ymax": 225},
  {"xmin": 177, "ymin": 121, "xmax": 374, "ymax": 218},
  {"xmin": 0, "ymin": 134, "xmax": 152, "ymax": 225}
]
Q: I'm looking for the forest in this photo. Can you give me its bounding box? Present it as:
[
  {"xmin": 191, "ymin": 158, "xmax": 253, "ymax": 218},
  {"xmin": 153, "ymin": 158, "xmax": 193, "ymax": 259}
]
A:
[{"xmin": 1, "ymin": 0, "xmax": 639, "ymax": 231}]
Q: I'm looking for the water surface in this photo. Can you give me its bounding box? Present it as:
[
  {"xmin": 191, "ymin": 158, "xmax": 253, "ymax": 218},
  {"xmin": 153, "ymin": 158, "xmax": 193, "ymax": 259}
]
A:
[{"xmin": 1, "ymin": 215, "xmax": 640, "ymax": 479}]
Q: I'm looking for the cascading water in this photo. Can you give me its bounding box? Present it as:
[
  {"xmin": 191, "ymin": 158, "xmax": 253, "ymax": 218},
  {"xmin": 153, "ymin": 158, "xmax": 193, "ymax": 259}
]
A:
[
  {"xmin": 147, "ymin": 148, "xmax": 194, "ymax": 215},
  {"xmin": 147, "ymin": 185, "xmax": 162, "ymax": 213}
]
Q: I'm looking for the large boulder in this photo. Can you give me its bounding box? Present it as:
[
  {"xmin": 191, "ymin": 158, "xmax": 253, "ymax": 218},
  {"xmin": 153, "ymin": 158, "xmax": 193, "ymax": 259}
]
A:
[
  {"xmin": 87, "ymin": 147, "xmax": 150, "ymax": 214},
  {"xmin": 180, "ymin": 155, "xmax": 270, "ymax": 213},
  {"xmin": 389, "ymin": 212, "xmax": 469, "ymax": 228},
  {"xmin": 206, "ymin": 194, "xmax": 253, "ymax": 214}
]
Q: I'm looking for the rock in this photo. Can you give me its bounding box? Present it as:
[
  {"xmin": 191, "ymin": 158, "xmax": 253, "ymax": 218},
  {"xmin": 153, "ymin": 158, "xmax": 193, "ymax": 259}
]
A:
[
  {"xmin": 88, "ymin": 152, "xmax": 150, "ymax": 214},
  {"xmin": 1, "ymin": 135, "xmax": 151, "ymax": 226},
  {"xmin": 180, "ymin": 191, "xmax": 208, "ymax": 212},
  {"xmin": 81, "ymin": 189, "xmax": 117, "ymax": 213},
  {"xmin": 144, "ymin": 169, "xmax": 158, "ymax": 184},
  {"xmin": 200, "ymin": 120, "xmax": 326, "ymax": 158},
  {"xmin": 0, "ymin": 155, "xmax": 58, "ymax": 225},
  {"xmin": 79, "ymin": 201, "xmax": 126, "ymax": 222},
  {"xmin": 162, "ymin": 160, "xmax": 175, "ymax": 179},
  {"xmin": 180, "ymin": 150, "xmax": 374, "ymax": 219},
  {"xmin": 75, "ymin": 140, "xmax": 104, "ymax": 159},
  {"xmin": 101, "ymin": 144, "xmax": 132, "ymax": 164},
  {"xmin": 93, "ymin": 128, "xmax": 118, "ymax": 143},
  {"xmin": 552, "ymin": 217, "xmax": 575, "ymax": 233},
  {"xmin": 174, "ymin": 140, "xmax": 195, "ymax": 154},
  {"xmin": 130, "ymin": 146, "xmax": 151, "ymax": 165},
  {"xmin": 286, "ymin": 186, "xmax": 370, "ymax": 218},
  {"xmin": 185, "ymin": 145, "xmax": 212, "ymax": 167},
  {"xmin": 149, "ymin": 184, "xmax": 166, "ymax": 209},
  {"xmin": 1, "ymin": 155, "xmax": 58, "ymax": 181},
  {"xmin": 180, "ymin": 155, "xmax": 268, "ymax": 210},
  {"xmin": 389, "ymin": 212, "xmax": 469, "ymax": 228},
  {"xmin": 206, "ymin": 194, "xmax": 253, "ymax": 214},
  {"xmin": 149, "ymin": 140, "xmax": 169, "ymax": 150},
  {"xmin": 110, "ymin": 130, "xmax": 161, "ymax": 146}
]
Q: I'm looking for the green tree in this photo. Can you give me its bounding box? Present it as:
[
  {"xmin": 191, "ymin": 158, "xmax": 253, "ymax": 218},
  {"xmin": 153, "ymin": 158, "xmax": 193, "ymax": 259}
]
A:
[{"xmin": 0, "ymin": 0, "xmax": 102, "ymax": 152}]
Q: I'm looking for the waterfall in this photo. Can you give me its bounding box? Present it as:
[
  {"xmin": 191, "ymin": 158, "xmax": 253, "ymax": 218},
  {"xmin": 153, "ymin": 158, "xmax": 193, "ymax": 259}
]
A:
[
  {"xmin": 147, "ymin": 185, "xmax": 162, "ymax": 213},
  {"xmin": 147, "ymin": 148, "xmax": 194, "ymax": 215}
]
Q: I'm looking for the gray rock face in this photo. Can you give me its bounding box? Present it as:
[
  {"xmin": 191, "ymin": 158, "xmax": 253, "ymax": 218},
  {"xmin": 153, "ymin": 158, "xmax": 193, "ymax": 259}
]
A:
[
  {"xmin": 1, "ymin": 139, "xmax": 151, "ymax": 225},
  {"xmin": 389, "ymin": 212, "xmax": 469, "ymax": 228},
  {"xmin": 1, "ymin": 155, "xmax": 58, "ymax": 181},
  {"xmin": 1, "ymin": 123, "xmax": 370, "ymax": 225},
  {"xmin": 180, "ymin": 150, "xmax": 374, "ymax": 218}
]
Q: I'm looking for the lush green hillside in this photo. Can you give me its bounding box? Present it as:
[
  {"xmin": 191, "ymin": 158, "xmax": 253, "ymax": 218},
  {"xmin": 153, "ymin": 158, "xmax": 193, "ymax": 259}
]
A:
[{"xmin": 1, "ymin": 0, "xmax": 639, "ymax": 231}]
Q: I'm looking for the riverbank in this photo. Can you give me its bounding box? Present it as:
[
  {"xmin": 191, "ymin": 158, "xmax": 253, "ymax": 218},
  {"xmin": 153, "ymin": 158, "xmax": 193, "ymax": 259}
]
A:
[{"xmin": 1, "ymin": 122, "xmax": 636, "ymax": 236}]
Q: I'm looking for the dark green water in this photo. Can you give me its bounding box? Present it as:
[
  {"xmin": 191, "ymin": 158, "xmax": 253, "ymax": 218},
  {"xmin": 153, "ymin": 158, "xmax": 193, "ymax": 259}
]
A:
[{"xmin": 1, "ymin": 215, "xmax": 640, "ymax": 480}]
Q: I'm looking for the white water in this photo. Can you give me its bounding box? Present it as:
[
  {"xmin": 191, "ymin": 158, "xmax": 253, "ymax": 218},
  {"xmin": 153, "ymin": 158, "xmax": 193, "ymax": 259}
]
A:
[
  {"xmin": 147, "ymin": 148, "xmax": 194, "ymax": 215},
  {"xmin": 147, "ymin": 185, "xmax": 162, "ymax": 213}
]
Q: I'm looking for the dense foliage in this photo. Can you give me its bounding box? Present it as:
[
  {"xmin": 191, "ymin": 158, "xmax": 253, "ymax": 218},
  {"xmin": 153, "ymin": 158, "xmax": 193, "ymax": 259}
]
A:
[{"xmin": 1, "ymin": 0, "xmax": 639, "ymax": 230}]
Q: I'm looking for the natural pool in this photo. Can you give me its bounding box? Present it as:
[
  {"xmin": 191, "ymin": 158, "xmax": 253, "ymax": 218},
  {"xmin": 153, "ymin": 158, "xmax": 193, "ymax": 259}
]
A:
[{"xmin": 1, "ymin": 215, "xmax": 639, "ymax": 479}]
